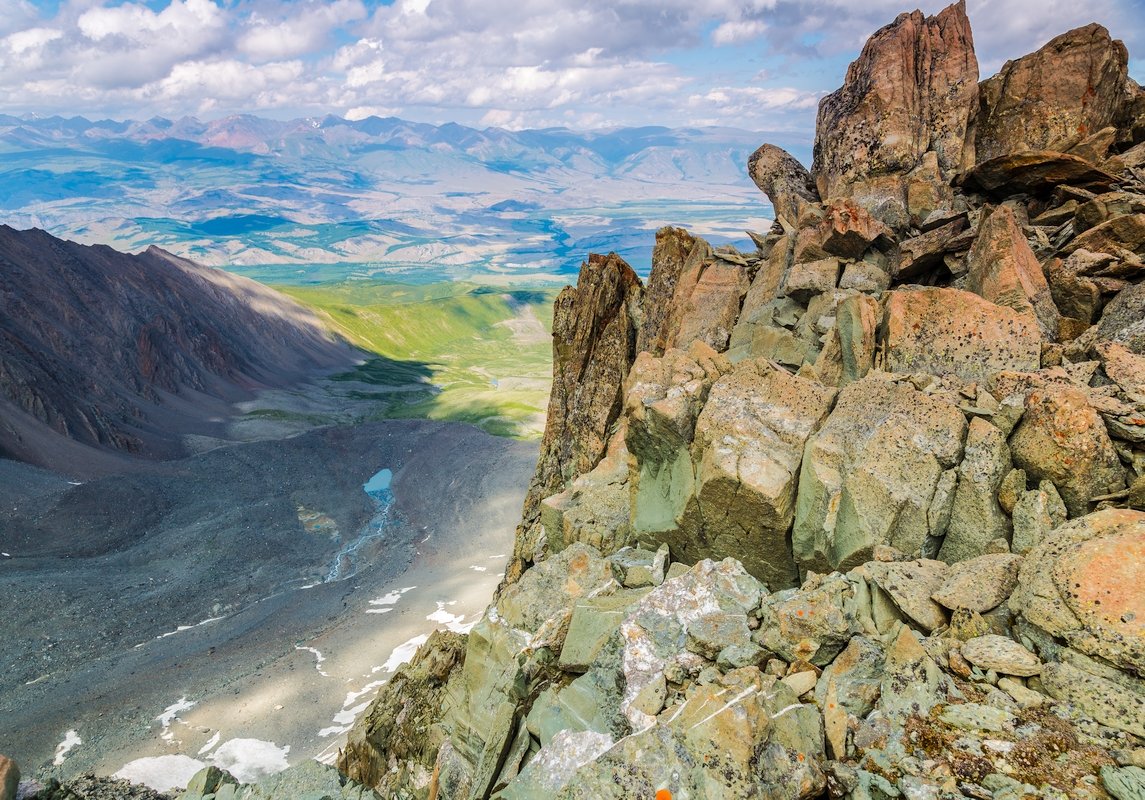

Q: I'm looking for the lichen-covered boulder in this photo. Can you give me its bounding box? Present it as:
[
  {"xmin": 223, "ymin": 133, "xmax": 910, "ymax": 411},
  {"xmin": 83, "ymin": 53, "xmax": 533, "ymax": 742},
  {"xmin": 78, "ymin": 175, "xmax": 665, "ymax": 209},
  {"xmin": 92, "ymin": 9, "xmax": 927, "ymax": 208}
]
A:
[
  {"xmin": 974, "ymin": 23, "xmax": 1140, "ymax": 162},
  {"xmin": 793, "ymin": 376, "xmax": 967, "ymax": 572},
  {"xmin": 1010, "ymin": 509, "xmax": 1145, "ymax": 673},
  {"xmin": 881, "ymin": 287, "xmax": 1041, "ymax": 384},
  {"xmin": 748, "ymin": 143, "xmax": 820, "ymax": 225},
  {"xmin": 1008, "ymin": 384, "xmax": 1125, "ymax": 517}
]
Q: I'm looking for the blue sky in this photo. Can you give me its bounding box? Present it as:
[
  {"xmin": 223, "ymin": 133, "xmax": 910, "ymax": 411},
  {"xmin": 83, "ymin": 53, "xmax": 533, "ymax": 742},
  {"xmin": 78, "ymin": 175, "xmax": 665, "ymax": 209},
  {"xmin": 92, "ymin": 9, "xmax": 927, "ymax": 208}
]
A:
[{"xmin": 1, "ymin": 0, "xmax": 1142, "ymax": 138}]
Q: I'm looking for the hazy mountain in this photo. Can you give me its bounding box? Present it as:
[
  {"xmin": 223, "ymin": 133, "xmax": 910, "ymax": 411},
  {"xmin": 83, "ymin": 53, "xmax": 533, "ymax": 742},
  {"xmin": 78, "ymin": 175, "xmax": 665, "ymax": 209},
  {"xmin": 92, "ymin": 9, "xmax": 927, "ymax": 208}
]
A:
[
  {"xmin": 0, "ymin": 114, "xmax": 786, "ymax": 281},
  {"xmin": 0, "ymin": 225, "xmax": 355, "ymax": 474}
]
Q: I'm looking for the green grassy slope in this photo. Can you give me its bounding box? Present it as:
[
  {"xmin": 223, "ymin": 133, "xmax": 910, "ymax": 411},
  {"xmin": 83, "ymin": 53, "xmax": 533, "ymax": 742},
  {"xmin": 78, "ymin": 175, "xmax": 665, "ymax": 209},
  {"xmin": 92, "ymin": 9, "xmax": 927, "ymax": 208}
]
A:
[{"xmin": 278, "ymin": 281, "xmax": 557, "ymax": 437}]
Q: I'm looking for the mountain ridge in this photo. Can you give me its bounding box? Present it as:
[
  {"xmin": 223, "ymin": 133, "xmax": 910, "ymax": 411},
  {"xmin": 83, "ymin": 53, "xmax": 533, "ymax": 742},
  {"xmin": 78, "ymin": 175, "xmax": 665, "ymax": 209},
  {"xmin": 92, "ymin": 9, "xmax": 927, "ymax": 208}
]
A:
[{"xmin": 0, "ymin": 225, "xmax": 356, "ymax": 475}]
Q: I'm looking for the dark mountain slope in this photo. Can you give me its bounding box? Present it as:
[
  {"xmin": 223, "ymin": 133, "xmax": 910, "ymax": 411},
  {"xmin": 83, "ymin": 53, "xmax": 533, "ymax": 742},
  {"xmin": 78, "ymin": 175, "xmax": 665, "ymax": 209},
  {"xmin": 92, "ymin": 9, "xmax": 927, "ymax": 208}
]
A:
[{"xmin": 0, "ymin": 225, "xmax": 356, "ymax": 473}]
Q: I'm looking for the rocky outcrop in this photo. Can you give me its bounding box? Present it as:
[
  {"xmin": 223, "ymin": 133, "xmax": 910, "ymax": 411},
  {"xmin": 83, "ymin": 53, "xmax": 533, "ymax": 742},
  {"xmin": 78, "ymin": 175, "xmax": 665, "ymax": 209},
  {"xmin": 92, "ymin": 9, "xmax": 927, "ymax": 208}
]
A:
[
  {"xmin": 748, "ymin": 143, "xmax": 820, "ymax": 225},
  {"xmin": 507, "ymin": 253, "xmax": 643, "ymax": 583},
  {"xmin": 812, "ymin": 1, "xmax": 978, "ymax": 227},
  {"xmin": 974, "ymin": 24, "xmax": 1140, "ymax": 162},
  {"xmin": 342, "ymin": 6, "xmax": 1145, "ymax": 798}
]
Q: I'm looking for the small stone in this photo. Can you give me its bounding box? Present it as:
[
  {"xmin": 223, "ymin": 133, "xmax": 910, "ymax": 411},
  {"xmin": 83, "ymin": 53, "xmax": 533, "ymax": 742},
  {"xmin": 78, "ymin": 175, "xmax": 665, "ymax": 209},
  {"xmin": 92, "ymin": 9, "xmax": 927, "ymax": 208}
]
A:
[
  {"xmin": 781, "ymin": 670, "xmax": 818, "ymax": 697},
  {"xmin": 996, "ymin": 677, "xmax": 1047, "ymax": 708},
  {"xmin": 932, "ymin": 554, "xmax": 1022, "ymax": 613},
  {"xmin": 960, "ymin": 635, "xmax": 1042, "ymax": 677},
  {"xmin": 716, "ymin": 642, "xmax": 767, "ymax": 671},
  {"xmin": 948, "ymin": 649, "xmax": 973, "ymax": 678},
  {"xmin": 938, "ymin": 703, "xmax": 1017, "ymax": 733},
  {"xmin": 948, "ymin": 608, "xmax": 993, "ymax": 641},
  {"xmin": 865, "ymin": 559, "xmax": 949, "ymax": 632},
  {"xmin": 998, "ymin": 468, "xmax": 1027, "ymax": 515}
]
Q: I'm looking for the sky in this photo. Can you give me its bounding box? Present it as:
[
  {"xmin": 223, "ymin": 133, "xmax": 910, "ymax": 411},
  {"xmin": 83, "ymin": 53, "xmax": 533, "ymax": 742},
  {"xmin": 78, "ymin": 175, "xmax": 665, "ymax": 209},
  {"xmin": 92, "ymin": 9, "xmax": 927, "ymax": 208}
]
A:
[{"xmin": 1, "ymin": 0, "xmax": 1143, "ymax": 136}]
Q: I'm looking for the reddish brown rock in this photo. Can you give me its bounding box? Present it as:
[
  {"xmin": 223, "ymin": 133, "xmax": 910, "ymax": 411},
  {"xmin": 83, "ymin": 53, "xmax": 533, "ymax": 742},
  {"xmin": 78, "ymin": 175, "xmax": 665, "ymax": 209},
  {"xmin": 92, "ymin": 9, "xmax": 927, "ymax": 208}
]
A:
[
  {"xmin": 958, "ymin": 151, "xmax": 1118, "ymax": 197},
  {"xmin": 881, "ymin": 287, "xmax": 1041, "ymax": 384},
  {"xmin": 817, "ymin": 198, "xmax": 893, "ymax": 259},
  {"xmin": 507, "ymin": 253, "xmax": 642, "ymax": 583},
  {"xmin": 0, "ymin": 756, "xmax": 17, "ymax": 800},
  {"xmin": 668, "ymin": 257, "xmax": 751, "ymax": 353},
  {"xmin": 974, "ymin": 24, "xmax": 1140, "ymax": 162},
  {"xmin": 748, "ymin": 143, "xmax": 820, "ymax": 225},
  {"xmin": 812, "ymin": 1, "xmax": 978, "ymax": 225},
  {"xmin": 1009, "ymin": 384, "xmax": 1126, "ymax": 517},
  {"xmin": 1010, "ymin": 508, "xmax": 1145, "ymax": 673},
  {"xmin": 1064, "ymin": 213, "xmax": 1145, "ymax": 258},
  {"xmin": 965, "ymin": 205, "xmax": 1060, "ymax": 338},
  {"xmin": 638, "ymin": 226, "xmax": 698, "ymax": 357},
  {"xmin": 1097, "ymin": 281, "xmax": 1145, "ymax": 354},
  {"xmin": 896, "ymin": 217, "xmax": 969, "ymax": 280}
]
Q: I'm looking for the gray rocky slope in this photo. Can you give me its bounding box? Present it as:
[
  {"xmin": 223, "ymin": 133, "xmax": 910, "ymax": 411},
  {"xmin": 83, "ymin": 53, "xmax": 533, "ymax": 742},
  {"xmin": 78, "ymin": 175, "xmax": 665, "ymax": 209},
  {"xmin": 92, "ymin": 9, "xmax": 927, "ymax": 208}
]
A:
[
  {"xmin": 39, "ymin": 2, "xmax": 1145, "ymax": 799},
  {"xmin": 0, "ymin": 225, "xmax": 355, "ymax": 475}
]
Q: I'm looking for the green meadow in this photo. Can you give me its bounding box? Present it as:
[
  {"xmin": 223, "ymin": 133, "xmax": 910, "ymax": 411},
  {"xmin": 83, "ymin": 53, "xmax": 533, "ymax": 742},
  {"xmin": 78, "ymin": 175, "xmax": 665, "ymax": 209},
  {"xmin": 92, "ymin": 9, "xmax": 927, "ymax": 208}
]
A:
[{"xmin": 278, "ymin": 281, "xmax": 559, "ymax": 438}]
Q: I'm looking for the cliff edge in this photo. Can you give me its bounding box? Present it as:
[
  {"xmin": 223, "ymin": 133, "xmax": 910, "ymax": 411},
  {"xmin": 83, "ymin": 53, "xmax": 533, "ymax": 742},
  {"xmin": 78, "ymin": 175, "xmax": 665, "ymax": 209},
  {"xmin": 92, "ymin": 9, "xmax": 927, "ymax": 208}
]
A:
[{"xmin": 332, "ymin": 4, "xmax": 1145, "ymax": 798}]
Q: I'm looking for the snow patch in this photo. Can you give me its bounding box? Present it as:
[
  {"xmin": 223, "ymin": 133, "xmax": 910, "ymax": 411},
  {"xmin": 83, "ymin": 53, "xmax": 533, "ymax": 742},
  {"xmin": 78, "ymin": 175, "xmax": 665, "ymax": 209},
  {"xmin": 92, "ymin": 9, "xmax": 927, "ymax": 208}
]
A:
[
  {"xmin": 365, "ymin": 607, "xmax": 393, "ymax": 615},
  {"xmin": 426, "ymin": 601, "xmax": 479, "ymax": 634},
  {"xmin": 469, "ymin": 565, "xmax": 488, "ymax": 572},
  {"xmin": 369, "ymin": 586, "xmax": 416, "ymax": 607},
  {"xmin": 157, "ymin": 697, "xmax": 196, "ymax": 742},
  {"xmin": 379, "ymin": 634, "xmax": 429, "ymax": 673},
  {"xmin": 198, "ymin": 731, "xmax": 222, "ymax": 755},
  {"xmin": 53, "ymin": 730, "xmax": 81, "ymax": 765},
  {"xmin": 114, "ymin": 755, "xmax": 205, "ymax": 792},
  {"xmin": 207, "ymin": 738, "xmax": 290, "ymax": 784},
  {"xmin": 294, "ymin": 645, "xmax": 330, "ymax": 677}
]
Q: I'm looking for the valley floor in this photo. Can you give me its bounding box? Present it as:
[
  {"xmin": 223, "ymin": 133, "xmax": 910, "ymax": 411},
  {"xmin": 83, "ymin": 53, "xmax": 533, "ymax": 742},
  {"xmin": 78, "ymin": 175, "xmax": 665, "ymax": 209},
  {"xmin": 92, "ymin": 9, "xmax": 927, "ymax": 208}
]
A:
[{"xmin": 0, "ymin": 418, "xmax": 536, "ymax": 790}]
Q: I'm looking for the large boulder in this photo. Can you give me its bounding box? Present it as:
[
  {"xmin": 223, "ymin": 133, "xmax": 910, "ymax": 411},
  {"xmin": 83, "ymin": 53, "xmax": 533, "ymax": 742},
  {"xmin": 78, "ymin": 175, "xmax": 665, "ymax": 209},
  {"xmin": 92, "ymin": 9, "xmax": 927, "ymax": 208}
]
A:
[
  {"xmin": 812, "ymin": 1, "xmax": 978, "ymax": 226},
  {"xmin": 748, "ymin": 143, "xmax": 820, "ymax": 225},
  {"xmin": 1008, "ymin": 384, "xmax": 1125, "ymax": 517},
  {"xmin": 793, "ymin": 375, "xmax": 967, "ymax": 572},
  {"xmin": 881, "ymin": 287, "xmax": 1041, "ymax": 383},
  {"xmin": 1010, "ymin": 508, "xmax": 1145, "ymax": 673},
  {"xmin": 812, "ymin": 293, "xmax": 880, "ymax": 387},
  {"xmin": 965, "ymin": 205, "xmax": 1060, "ymax": 338},
  {"xmin": 690, "ymin": 360, "xmax": 836, "ymax": 590},
  {"xmin": 974, "ymin": 24, "xmax": 1140, "ymax": 162}
]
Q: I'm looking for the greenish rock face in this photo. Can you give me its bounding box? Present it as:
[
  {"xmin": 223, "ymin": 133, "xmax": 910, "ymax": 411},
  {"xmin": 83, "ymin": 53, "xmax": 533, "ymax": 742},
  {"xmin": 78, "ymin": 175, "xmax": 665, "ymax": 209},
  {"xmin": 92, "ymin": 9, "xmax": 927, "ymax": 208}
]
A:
[
  {"xmin": 1040, "ymin": 662, "xmax": 1145, "ymax": 738},
  {"xmin": 496, "ymin": 543, "xmax": 614, "ymax": 635},
  {"xmin": 938, "ymin": 417, "xmax": 1013, "ymax": 563},
  {"xmin": 1102, "ymin": 765, "xmax": 1145, "ymax": 800},
  {"xmin": 631, "ymin": 444, "xmax": 695, "ymax": 545},
  {"xmin": 542, "ymin": 669, "xmax": 824, "ymax": 800},
  {"xmin": 558, "ymin": 589, "xmax": 649, "ymax": 672},
  {"xmin": 755, "ymin": 572, "xmax": 863, "ymax": 666},
  {"xmin": 792, "ymin": 376, "xmax": 967, "ymax": 573},
  {"xmin": 690, "ymin": 359, "xmax": 835, "ymax": 591}
]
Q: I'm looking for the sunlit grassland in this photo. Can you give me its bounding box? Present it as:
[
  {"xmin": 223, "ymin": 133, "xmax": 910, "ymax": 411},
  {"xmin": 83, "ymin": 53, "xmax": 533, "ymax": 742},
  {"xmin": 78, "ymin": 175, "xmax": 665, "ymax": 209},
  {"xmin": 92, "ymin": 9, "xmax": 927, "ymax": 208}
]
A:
[{"xmin": 278, "ymin": 281, "xmax": 558, "ymax": 438}]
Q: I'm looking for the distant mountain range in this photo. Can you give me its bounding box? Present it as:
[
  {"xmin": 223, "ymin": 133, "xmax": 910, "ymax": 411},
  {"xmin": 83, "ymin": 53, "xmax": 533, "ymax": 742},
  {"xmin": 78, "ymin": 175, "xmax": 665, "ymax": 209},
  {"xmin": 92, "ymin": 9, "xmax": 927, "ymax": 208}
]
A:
[
  {"xmin": 0, "ymin": 114, "xmax": 788, "ymax": 282},
  {"xmin": 0, "ymin": 225, "xmax": 355, "ymax": 474}
]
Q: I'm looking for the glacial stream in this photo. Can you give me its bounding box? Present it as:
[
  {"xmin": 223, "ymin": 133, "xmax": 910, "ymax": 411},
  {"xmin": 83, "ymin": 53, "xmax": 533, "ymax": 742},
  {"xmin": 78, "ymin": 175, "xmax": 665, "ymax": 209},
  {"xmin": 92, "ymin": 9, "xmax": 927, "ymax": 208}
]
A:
[{"xmin": 325, "ymin": 468, "xmax": 394, "ymax": 582}]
